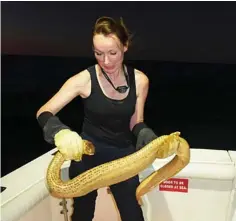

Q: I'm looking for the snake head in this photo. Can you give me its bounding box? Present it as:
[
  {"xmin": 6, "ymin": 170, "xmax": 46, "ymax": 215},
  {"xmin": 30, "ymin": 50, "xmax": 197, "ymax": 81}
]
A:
[
  {"xmin": 156, "ymin": 131, "xmax": 181, "ymax": 158},
  {"xmin": 83, "ymin": 140, "xmax": 95, "ymax": 156}
]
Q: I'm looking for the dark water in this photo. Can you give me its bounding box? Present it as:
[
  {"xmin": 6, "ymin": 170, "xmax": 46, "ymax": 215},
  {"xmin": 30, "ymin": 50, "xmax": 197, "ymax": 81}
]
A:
[{"xmin": 2, "ymin": 55, "xmax": 236, "ymax": 177}]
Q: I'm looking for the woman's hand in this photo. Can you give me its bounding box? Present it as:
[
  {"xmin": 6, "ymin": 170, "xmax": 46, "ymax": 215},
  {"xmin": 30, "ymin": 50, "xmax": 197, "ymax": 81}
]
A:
[{"xmin": 54, "ymin": 129, "xmax": 83, "ymax": 161}]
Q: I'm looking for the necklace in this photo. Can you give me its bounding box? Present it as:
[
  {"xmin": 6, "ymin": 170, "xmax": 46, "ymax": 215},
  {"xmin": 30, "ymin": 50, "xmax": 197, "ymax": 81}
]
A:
[{"xmin": 100, "ymin": 65, "xmax": 130, "ymax": 94}]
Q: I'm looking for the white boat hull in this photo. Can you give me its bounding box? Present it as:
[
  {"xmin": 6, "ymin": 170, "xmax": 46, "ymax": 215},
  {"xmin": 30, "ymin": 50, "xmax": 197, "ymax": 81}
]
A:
[{"xmin": 1, "ymin": 148, "xmax": 236, "ymax": 221}]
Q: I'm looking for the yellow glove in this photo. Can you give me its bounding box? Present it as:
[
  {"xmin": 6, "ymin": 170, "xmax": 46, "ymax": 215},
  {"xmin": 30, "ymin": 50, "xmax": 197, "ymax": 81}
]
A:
[{"xmin": 54, "ymin": 129, "xmax": 83, "ymax": 161}]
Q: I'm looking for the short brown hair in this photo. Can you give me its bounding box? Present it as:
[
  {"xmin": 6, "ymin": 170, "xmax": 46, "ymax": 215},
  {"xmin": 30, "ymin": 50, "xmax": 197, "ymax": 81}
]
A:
[{"xmin": 93, "ymin": 16, "xmax": 131, "ymax": 47}]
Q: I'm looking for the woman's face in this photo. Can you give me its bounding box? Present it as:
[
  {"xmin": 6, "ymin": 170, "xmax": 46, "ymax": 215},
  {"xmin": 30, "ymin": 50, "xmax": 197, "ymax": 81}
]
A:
[{"xmin": 93, "ymin": 34, "xmax": 128, "ymax": 74}]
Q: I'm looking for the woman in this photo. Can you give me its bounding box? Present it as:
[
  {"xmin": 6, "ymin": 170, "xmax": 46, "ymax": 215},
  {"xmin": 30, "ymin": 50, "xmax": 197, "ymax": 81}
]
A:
[{"xmin": 37, "ymin": 16, "xmax": 158, "ymax": 221}]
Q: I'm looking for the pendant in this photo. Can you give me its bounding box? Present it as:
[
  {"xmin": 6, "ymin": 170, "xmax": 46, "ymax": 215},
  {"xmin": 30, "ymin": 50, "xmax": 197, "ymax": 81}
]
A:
[{"xmin": 116, "ymin": 86, "xmax": 128, "ymax": 93}]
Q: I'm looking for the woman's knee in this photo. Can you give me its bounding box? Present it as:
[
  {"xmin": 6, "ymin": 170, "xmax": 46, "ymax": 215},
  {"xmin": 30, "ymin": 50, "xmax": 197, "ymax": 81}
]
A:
[
  {"xmin": 109, "ymin": 176, "xmax": 144, "ymax": 219},
  {"xmin": 70, "ymin": 190, "xmax": 98, "ymax": 221}
]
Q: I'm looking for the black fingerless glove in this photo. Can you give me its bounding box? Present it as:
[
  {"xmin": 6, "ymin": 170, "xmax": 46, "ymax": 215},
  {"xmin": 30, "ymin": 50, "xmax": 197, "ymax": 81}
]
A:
[
  {"xmin": 132, "ymin": 122, "xmax": 158, "ymax": 150},
  {"xmin": 37, "ymin": 111, "xmax": 70, "ymax": 144}
]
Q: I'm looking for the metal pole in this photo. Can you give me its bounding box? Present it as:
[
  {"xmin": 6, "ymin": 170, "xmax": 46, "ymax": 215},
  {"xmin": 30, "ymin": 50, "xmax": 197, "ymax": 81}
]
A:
[{"xmin": 60, "ymin": 198, "xmax": 69, "ymax": 221}]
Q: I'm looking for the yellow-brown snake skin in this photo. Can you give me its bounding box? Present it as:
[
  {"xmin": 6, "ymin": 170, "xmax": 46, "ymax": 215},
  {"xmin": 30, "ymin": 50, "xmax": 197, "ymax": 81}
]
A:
[{"xmin": 46, "ymin": 131, "xmax": 190, "ymax": 204}]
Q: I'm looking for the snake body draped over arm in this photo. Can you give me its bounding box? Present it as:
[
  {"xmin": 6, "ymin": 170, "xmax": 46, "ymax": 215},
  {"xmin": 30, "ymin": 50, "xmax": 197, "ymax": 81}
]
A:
[{"xmin": 46, "ymin": 131, "xmax": 190, "ymax": 203}]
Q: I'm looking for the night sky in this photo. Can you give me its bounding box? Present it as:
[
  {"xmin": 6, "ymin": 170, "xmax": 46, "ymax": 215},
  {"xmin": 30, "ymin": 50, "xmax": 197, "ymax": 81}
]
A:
[{"xmin": 2, "ymin": 1, "xmax": 236, "ymax": 64}]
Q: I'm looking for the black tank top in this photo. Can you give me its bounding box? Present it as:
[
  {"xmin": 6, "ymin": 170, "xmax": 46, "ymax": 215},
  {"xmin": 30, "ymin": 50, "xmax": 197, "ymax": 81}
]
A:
[{"xmin": 82, "ymin": 65, "xmax": 137, "ymax": 148}]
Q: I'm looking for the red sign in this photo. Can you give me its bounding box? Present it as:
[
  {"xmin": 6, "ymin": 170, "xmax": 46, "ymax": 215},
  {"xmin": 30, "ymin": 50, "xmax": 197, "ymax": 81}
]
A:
[{"xmin": 159, "ymin": 178, "xmax": 188, "ymax": 193}]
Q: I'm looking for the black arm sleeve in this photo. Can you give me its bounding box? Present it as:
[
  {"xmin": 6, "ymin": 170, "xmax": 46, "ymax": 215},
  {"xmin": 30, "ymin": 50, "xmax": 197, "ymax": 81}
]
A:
[{"xmin": 37, "ymin": 111, "xmax": 70, "ymax": 144}]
